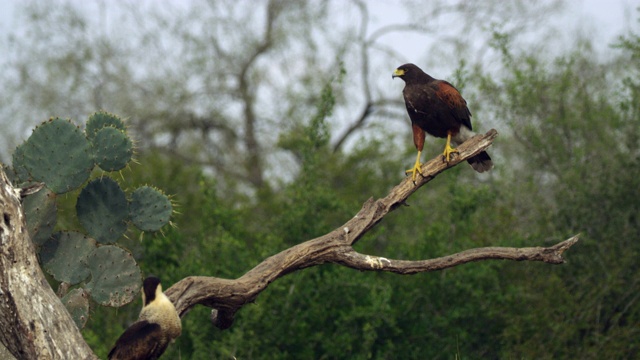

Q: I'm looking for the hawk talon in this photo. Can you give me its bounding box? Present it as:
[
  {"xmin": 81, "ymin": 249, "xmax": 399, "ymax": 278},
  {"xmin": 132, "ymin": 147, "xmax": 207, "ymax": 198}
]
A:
[
  {"xmin": 405, "ymin": 150, "xmax": 423, "ymax": 182},
  {"xmin": 405, "ymin": 165, "xmax": 422, "ymax": 182},
  {"xmin": 441, "ymin": 131, "xmax": 458, "ymax": 163},
  {"xmin": 442, "ymin": 146, "xmax": 459, "ymax": 163}
]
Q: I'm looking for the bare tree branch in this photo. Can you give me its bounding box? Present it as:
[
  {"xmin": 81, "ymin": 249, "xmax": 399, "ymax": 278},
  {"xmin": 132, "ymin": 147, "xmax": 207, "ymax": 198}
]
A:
[
  {"xmin": 337, "ymin": 235, "xmax": 580, "ymax": 274},
  {"xmin": 332, "ymin": 101, "xmax": 373, "ymax": 152},
  {"xmin": 332, "ymin": 98, "xmax": 404, "ymax": 152},
  {"xmin": 165, "ymin": 129, "xmax": 578, "ymax": 330}
]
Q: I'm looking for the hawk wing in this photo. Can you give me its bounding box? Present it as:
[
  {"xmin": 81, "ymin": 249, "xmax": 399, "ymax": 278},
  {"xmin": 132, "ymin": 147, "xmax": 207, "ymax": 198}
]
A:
[
  {"xmin": 108, "ymin": 321, "xmax": 168, "ymax": 360},
  {"xmin": 434, "ymin": 81, "xmax": 472, "ymax": 131}
]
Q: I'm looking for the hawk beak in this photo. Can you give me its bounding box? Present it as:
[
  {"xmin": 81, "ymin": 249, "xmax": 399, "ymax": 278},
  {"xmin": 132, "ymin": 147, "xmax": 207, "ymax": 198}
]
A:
[{"xmin": 392, "ymin": 68, "xmax": 404, "ymax": 79}]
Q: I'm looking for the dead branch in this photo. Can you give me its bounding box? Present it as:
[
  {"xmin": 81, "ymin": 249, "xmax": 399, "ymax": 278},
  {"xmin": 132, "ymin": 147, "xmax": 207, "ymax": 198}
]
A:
[
  {"xmin": 337, "ymin": 235, "xmax": 580, "ymax": 274},
  {"xmin": 164, "ymin": 129, "xmax": 579, "ymax": 330}
]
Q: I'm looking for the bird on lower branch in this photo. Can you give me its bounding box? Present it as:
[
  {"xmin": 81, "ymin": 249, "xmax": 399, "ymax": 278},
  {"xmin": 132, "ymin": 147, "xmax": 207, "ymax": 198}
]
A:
[{"xmin": 108, "ymin": 276, "xmax": 182, "ymax": 360}]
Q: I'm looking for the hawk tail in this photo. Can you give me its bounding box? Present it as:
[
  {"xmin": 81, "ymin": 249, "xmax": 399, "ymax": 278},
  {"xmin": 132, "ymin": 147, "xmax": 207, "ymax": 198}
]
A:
[{"xmin": 467, "ymin": 151, "xmax": 493, "ymax": 173}]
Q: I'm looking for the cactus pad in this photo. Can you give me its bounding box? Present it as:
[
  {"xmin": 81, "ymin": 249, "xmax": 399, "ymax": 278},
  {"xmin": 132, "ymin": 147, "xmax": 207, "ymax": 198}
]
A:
[
  {"xmin": 91, "ymin": 127, "xmax": 134, "ymax": 172},
  {"xmin": 130, "ymin": 186, "xmax": 173, "ymax": 232},
  {"xmin": 40, "ymin": 231, "xmax": 97, "ymax": 284},
  {"xmin": 61, "ymin": 288, "xmax": 90, "ymax": 329},
  {"xmin": 77, "ymin": 177, "xmax": 129, "ymax": 243},
  {"xmin": 10, "ymin": 143, "xmax": 31, "ymax": 184},
  {"xmin": 86, "ymin": 111, "xmax": 126, "ymax": 141},
  {"xmin": 84, "ymin": 245, "xmax": 141, "ymax": 307},
  {"xmin": 20, "ymin": 118, "xmax": 94, "ymax": 194},
  {"xmin": 23, "ymin": 188, "xmax": 57, "ymax": 246}
]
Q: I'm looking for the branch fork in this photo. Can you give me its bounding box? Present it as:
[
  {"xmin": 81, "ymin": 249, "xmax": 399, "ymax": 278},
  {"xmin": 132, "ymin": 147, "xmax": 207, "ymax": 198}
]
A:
[{"xmin": 164, "ymin": 129, "xmax": 579, "ymax": 329}]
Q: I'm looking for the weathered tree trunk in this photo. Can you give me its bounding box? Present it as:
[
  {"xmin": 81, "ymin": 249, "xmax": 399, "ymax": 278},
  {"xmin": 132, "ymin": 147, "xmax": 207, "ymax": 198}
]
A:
[
  {"xmin": 0, "ymin": 170, "xmax": 97, "ymax": 359},
  {"xmin": 0, "ymin": 129, "xmax": 578, "ymax": 358}
]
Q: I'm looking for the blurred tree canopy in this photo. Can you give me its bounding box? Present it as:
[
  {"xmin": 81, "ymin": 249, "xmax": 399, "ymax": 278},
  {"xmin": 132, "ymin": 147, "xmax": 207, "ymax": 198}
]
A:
[{"xmin": 1, "ymin": 0, "xmax": 638, "ymax": 359}]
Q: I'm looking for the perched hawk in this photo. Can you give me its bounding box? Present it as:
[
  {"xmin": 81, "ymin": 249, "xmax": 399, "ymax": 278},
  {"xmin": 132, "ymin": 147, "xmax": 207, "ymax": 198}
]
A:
[{"xmin": 393, "ymin": 63, "xmax": 492, "ymax": 180}]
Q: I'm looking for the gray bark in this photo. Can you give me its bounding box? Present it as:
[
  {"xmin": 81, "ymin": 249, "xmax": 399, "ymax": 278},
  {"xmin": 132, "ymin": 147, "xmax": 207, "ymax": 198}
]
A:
[
  {"xmin": 0, "ymin": 170, "xmax": 97, "ymax": 359},
  {"xmin": 164, "ymin": 130, "xmax": 579, "ymax": 329}
]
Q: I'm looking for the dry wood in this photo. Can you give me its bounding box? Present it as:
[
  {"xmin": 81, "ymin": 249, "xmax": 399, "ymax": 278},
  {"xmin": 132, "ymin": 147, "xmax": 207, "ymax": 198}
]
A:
[
  {"xmin": 164, "ymin": 129, "xmax": 579, "ymax": 330},
  {"xmin": 0, "ymin": 170, "xmax": 97, "ymax": 359}
]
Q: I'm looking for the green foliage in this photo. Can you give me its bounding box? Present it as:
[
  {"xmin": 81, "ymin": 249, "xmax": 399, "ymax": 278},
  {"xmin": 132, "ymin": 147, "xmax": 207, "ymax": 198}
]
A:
[
  {"xmin": 471, "ymin": 23, "xmax": 640, "ymax": 359},
  {"xmin": 278, "ymin": 69, "xmax": 338, "ymax": 169},
  {"xmin": 274, "ymin": 70, "xmax": 354, "ymax": 245}
]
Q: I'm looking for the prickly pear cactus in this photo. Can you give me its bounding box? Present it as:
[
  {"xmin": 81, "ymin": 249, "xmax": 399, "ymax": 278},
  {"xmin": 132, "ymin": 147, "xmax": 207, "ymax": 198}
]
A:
[
  {"xmin": 91, "ymin": 126, "xmax": 134, "ymax": 172},
  {"xmin": 9, "ymin": 111, "xmax": 173, "ymax": 319},
  {"xmin": 86, "ymin": 111, "xmax": 126, "ymax": 141},
  {"xmin": 10, "ymin": 143, "xmax": 31, "ymax": 184},
  {"xmin": 130, "ymin": 186, "xmax": 173, "ymax": 232},
  {"xmin": 76, "ymin": 177, "xmax": 129, "ymax": 243},
  {"xmin": 61, "ymin": 288, "xmax": 90, "ymax": 329},
  {"xmin": 40, "ymin": 231, "xmax": 97, "ymax": 284},
  {"xmin": 18, "ymin": 118, "xmax": 94, "ymax": 194},
  {"xmin": 84, "ymin": 245, "xmax": 141, "ymax": 307},
  {"xmin": 23, "ymin": 188, "xmax": 57, "ymax": 246}
]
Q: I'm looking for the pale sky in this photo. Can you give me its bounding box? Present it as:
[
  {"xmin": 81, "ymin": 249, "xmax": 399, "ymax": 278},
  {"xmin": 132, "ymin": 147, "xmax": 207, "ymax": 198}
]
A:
[{"xmin": 0, "ymin": 0, "xmax": 635, "ymax": 61}]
